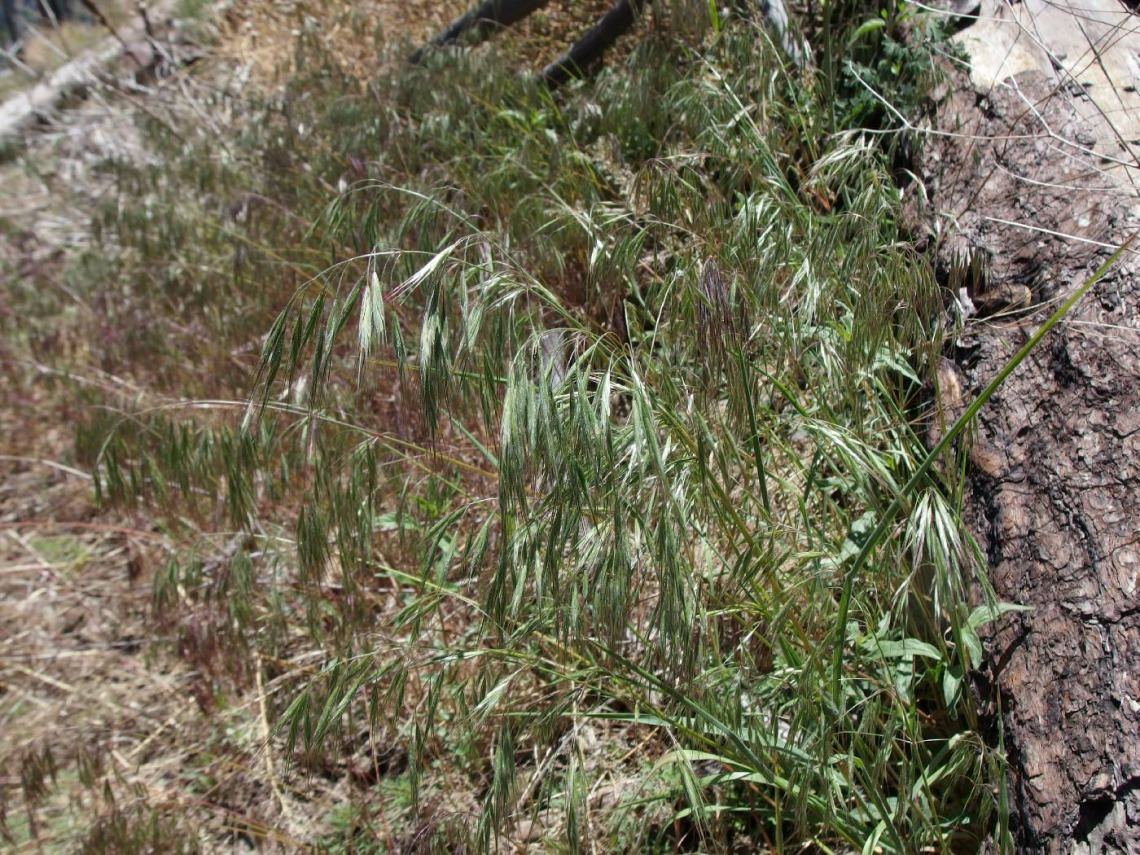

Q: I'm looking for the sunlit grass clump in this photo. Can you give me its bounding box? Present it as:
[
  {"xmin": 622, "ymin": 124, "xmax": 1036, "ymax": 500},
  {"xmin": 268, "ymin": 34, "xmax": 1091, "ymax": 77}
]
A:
[{"xmin": 24, "ymin": 4, "xmax": 1017, "ymax": 851}]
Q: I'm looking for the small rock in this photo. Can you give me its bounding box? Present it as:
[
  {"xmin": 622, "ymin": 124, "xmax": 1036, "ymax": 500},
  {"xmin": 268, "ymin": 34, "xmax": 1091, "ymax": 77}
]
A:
[{"xmin": 973, "ymin": 283, "xmax": 1033, "ymax": 316}]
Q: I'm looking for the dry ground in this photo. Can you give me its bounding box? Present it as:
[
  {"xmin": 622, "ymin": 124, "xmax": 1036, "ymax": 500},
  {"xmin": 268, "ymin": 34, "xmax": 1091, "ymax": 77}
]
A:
[{"xmin": 0, "ymin": 2, "xmax": 654, "ymax": 851}]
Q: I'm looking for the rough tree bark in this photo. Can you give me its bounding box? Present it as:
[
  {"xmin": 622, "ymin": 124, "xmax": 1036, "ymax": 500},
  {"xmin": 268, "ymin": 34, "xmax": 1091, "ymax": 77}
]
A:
[{"xmin": 915, "ymin": 69, "xmax": 1140, "ymax": 853}]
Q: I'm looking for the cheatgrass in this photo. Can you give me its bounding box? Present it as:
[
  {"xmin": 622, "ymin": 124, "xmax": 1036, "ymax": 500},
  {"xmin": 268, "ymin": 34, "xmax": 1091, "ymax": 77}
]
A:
[{"xmin": 8, "ymin": 2, "xmax": 1032, "ymax": 851}]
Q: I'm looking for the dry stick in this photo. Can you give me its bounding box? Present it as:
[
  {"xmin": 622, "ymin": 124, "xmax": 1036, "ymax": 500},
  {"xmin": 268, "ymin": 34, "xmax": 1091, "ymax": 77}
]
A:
[
  {"xmin": 255, "ymin": 650, "xmax": 293, "ymax": 827},
  {"xmin": 0, "ymin": 454, "xmax": 91, "ymax": 479},
  {"xmin": 0, "ymin": 521, "xmax": 170, "ymax": 541},
  {"xmin": 34, "ymin": 0, "xmax": 62, "ymax": 32},
  {"xmin": 540, "ymin": 0, "xmax": 648, "ymax": 87},
  {"xmin": 135, "ymin": 0, "xmax": 154, "ymax": 40},
  {"xmin": 409, "ymin": 0, "xmax": 550, "ymax": 64},
  {"xmin": 513, "ymin": 728, "xmax": 576, "ymax": 819},
  {"xmin": 7, "ymin": 662, "xmax": 163, "ymax": 725},
  {"xmin": 1, "ymin": 41, "xmax": 41, "ymax": 78},
  {"xmin": 75, "ymin": 0, "xmax": 133, "ymax": 58}
]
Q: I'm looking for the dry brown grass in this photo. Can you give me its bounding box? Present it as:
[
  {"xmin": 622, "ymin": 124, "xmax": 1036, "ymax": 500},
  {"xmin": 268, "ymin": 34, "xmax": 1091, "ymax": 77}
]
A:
[
  {"xmin": 0, "ymin": 358, "xmax": 317, "ymax": 849},
  {"xmin": 0, "ymin": 2, "xmax": 794, "ymax": 851},
  {"xmin": 1, "ymin": 6, "xmax": 648, "ymax": 846}
]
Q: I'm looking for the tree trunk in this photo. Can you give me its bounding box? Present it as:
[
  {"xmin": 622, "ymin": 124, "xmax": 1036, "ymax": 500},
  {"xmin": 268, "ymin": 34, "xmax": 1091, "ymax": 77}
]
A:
[
  {"xmin": 409, "ymin": 0, "xmax": 550, "ymax": 64},
  {"xmin": 539, "ymin": 0, "xmax": 646, "ymax": 86},
  {"xmin": 1, "ymin": 0, "xmax": 18, "ymax": 47},
  {"xmin": 916, "ymin": 68, "xmax": 1140, "ymax": 853}
]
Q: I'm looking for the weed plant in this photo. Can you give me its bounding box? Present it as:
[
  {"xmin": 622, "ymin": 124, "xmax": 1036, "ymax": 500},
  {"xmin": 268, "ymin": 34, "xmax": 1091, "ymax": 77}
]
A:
[{"xmin": 11, "ymin": 4, "xmax": 1026, "ymax": 852}]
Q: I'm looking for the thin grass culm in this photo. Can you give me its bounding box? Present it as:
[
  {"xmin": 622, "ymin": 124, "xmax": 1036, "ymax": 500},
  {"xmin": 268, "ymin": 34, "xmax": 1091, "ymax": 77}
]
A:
[{"xmin": 830, "ymin": 231, "xmax": 1139, "ymax": 713}]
